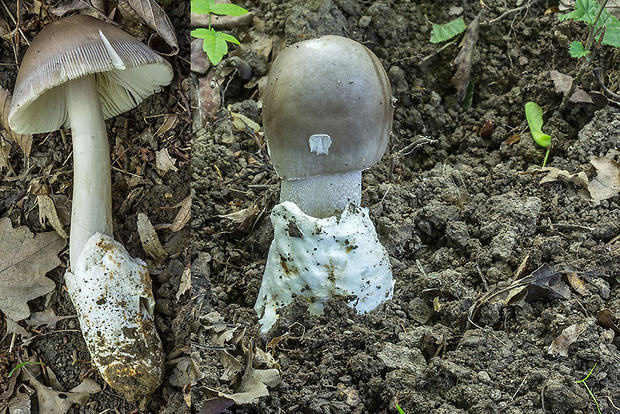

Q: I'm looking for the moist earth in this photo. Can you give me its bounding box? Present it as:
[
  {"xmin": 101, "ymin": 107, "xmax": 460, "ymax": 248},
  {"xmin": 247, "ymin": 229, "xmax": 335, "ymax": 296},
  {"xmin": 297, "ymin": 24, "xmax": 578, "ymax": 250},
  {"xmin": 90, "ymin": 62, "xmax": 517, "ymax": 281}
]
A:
[{"xmin": 191, "ymin": 0, "xmax": 620, "ymax": 413}]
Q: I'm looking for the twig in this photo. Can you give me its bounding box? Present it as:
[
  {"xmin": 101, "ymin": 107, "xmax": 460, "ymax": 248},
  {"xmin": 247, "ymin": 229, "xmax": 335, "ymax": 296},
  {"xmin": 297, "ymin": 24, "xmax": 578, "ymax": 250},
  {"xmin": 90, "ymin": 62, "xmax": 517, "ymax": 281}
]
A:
[
  {"xmin": 594, "ymin": 67, "xmax": 620, "ymax": 100},
  {"xmin": 488, "ymin": 0, "xmax": 536, "ymax": 24}
]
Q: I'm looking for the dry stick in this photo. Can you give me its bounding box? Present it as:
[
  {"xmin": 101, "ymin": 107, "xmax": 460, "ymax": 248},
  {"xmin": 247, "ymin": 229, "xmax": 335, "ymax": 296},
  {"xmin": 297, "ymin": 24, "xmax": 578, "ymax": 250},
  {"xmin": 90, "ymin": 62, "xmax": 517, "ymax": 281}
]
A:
[
  {"xmin": 558, "ymin": 0, "xmax": 609, "ymax": 113},
  {"xmin": 594, "ymin": 67, "xmax": 620, "ymax": 100},
  {"xmin": 487, "ymin": 0, "xmax": 537, "ymax": 24}
]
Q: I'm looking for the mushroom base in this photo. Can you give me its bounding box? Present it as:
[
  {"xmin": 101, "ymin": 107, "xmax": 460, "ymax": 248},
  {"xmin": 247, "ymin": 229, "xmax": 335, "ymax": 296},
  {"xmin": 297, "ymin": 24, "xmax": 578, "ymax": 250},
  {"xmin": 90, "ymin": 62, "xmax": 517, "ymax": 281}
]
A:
[
  {"xmin": 255, "ymin": 201, "xmax": 394, "ymax": 333},
  {"xmin": 65, "ymin": 233, "xmax": 164, "ymax": 401},
  {"xmin": 280, "ymin": 171, "xmax": 362, "ymax": 218}
]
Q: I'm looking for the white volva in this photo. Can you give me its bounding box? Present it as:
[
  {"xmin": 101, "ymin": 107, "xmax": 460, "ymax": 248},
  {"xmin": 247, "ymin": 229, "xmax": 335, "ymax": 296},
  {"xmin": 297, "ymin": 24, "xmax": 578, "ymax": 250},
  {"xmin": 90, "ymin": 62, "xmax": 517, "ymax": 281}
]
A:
[
  {"xmin": 255, "ymin": 202, "xmax": 394, "ymax": 333},
  {"xmin": 65, "ymin": 233, "xmax": 163, "ymax": 401}
]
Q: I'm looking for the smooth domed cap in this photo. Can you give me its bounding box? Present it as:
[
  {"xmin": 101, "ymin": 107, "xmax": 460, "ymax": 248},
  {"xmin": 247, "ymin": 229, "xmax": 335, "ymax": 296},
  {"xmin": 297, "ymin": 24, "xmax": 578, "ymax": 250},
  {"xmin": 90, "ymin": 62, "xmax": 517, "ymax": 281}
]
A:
[
  {"xmin": 8, "ymin": 15, "xmax": 173, "ymax": 134},
  {"xmin": 263, "ymin": 35, "xmax": 393, "ymax": 180}
]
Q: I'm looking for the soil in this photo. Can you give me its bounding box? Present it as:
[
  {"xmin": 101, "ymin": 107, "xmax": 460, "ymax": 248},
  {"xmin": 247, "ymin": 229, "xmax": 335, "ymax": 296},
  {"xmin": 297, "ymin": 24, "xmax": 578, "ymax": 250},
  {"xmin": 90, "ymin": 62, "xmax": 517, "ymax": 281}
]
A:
[
  {"xmin": 1, "ymin": 1, "xmax": 192, "ymax": 413},
  {"xmin": 191, "ymin": 0, "xmax": 620, "ymax": 413}
]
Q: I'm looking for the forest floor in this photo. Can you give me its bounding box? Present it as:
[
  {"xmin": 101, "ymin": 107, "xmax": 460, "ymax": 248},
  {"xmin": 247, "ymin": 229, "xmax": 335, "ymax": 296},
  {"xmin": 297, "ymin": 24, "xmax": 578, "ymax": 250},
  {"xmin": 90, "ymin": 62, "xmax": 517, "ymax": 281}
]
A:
[{"xmin": 191, "ymin": 0, "xmax": 620, "ymax": 413}]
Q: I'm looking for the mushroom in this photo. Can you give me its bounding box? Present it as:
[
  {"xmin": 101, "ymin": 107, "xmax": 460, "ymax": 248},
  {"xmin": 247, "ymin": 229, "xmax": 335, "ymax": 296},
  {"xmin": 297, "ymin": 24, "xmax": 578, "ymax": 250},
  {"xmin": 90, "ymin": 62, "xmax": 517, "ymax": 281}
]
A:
[
  {"xmin": 8, "ymin": 15, "xmax": 173, "ymax": 401},
  {"xmin": 254, "ymin": 36, "xmax": 394, "ymax": 332},
  {"xmin": 263, "ymin": 35, "xmax": 393, "ymax": 218}
]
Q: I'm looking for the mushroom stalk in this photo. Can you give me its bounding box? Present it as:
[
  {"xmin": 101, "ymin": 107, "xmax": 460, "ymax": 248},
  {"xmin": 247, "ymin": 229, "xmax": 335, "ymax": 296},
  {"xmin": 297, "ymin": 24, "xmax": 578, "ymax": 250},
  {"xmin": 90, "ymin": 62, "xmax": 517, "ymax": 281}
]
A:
[
  {"xmin": 280, "ymin": 171, "xmax": 362, "ymax": 218},
  {"xmin": 66, "ymin": 74, "xmax": 113, "ymax": 268}
]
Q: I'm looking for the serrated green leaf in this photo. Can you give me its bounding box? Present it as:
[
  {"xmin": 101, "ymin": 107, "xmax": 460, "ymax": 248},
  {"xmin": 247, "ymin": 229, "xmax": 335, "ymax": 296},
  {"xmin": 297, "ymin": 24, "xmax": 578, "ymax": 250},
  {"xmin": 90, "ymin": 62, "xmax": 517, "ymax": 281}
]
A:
[
  {"xmin": 568, "ymin": 41, "xmax": 590, "ymax": 57},
  {"xmin": 210, "ymin": 2, "xmax": 249, "ymax": 16},
  {"xmin": 558, "ymin": 0, "xmax": 599, "ymax": 24},
  {"xmin": 191, "ymin": 0, "xmax": 215, "ymax": 15},
  {"xmin": 525, "ymin": 102, "xmax": 552, "ymax": 148},
  {"xmin": 430, "ymin": 17, "xmax": 467, "ymax": 43},
  {"xmin": 601, "ymin": 12, "xmax": 620, "ymax": 47}
]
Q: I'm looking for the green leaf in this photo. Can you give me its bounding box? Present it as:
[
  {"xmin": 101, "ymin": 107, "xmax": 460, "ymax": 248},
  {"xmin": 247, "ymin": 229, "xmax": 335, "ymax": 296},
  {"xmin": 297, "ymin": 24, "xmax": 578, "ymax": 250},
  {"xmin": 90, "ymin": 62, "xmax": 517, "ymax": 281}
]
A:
[
  {"xmin": 558, "ymin": 0, "xmax": 599, "ymax": 24},
  {"xmin": 600, "ymin": 12, "xmax": 620, "ymax": 47},
  {"xmin": 210, "ymin": 2, "xmax": 249, "ymax": 16},
  {"xmin": 430, "ymin": 17, "xmax": 467, "ymax": 43},
  {"xmin": 191, "ymin": 28, "xmax": 238, "ymax": 65},
  {"xmin": 568, "ymin": 41, "xmax": 590, "ymax": 57},
  {"xmin": 524, "ymin": 102, "xmax": 551, "ymax": 148},
  {"xmin": 191, "ymin": 0, "xmax": 215, "ymax": 15},
  {"xmin": 396, "ymin": 405, "xmax": 406, "ymax": 414},
  {"xmin": 219, "ymin": 32, "xmax": 240, "ymax": 45}
]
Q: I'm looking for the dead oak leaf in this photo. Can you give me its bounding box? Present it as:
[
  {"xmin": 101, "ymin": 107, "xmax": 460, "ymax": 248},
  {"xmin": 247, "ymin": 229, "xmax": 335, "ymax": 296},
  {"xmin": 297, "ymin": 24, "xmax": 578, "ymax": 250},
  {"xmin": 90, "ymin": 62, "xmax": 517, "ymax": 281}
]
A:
[
  {"xmin": 122, "ymin": 0, "xmax": 179, "ymax": 55},
  {"xmin": 587, "ymin": 156, "xmax": 620, "ymax": 204},
  {"xmin": 0, "ymin": 217, "xmax": 66, "ymax": 321}
]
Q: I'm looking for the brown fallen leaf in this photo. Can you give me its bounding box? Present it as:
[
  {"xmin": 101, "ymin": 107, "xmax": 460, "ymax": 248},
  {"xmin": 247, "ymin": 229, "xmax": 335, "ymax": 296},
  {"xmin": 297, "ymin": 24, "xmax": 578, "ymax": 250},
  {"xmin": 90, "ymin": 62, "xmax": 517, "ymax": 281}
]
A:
[
  {"xmin": 137, "ymin": 212, "xmax": 168, "ymax": 262},
  {"xmin": 0, "ymin": 218, "xmax": 66, "ymax": 321},
  {"xmin": 121, "ymin": 0, "xmax": 179, "ymax": 55},
  {"xmin": 24, "ymin": 368, "xmax": 101, "ymax": 414},
  {"xmin": 548, "ymin": 322, "xmax": 589, "ymax": 357},
  {"xmin": 538, "ymin": 166, "xmax": 589, "ymax": 186},
  {"xmin": 170, "ymin": 195, "xmax": 191, "ymax": 232},
  {"xmin": 25, "ymin": 309, "xmax": 74, "ymax": 329},
  {"xmin": 451, "ymin": 12, "xmax": 480, "ymax": 103},
  {"xmin": 155, "ymin": 148, "xmax": 179, "ymax": 175},
  {"xmin": 37, "ymin": 195, "xmax": 69, "ymax": 239},
  {"xmin": 587, "ymin": 156, "xmax": 620, "ymax": 203},
  {"xmin": 176, "ymin": 264, "xmax": 191, "ymax": 302},
  {"xmin": 597, "ymin": 309, "xmax": 620, "ymax": 335},
  {"xmin": 0, "ymin": 86, "xmax": 33, "ymax": 157}
]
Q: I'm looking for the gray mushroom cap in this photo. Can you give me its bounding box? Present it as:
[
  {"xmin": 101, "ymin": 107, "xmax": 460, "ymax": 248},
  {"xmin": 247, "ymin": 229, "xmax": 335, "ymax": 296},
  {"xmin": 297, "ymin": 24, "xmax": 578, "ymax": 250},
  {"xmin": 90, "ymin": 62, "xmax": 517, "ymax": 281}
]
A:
[
  {"xmin": 8, "ymin": 14, "xmax": 173, "ymax": 134},
  {"xmin": 263, "ymin": 35, "xmax": 393, "ymax": 180}
]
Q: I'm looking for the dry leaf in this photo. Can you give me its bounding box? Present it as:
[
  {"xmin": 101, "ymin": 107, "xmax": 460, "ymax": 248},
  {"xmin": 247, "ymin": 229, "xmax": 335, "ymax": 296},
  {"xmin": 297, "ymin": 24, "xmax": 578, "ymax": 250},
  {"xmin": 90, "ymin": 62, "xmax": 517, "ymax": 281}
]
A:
[
  {"xmin": 229, "ymin": 111, "xmax": 260, "ymax": 134},
  {"xmin": 548, "ymin": 322, "xmax": 589, "ymax": 357},
  {"xmin": 154, "ymin": 114, "xmax": 178, "ymax": 137},
  {"xmin": 570, "ymin": 88, "xmax": 594, "ymax": 104},
  {"xmin": 550, "ymin": 70, "xmax": 573, "ymax": 95},
  {"xmin": 538, "ymin": 166, "xmax": 589, "ymax": 186},
  {"xmin": 566, "ymin": 272, "xmax": 588, "ymax": 295},
  {"xmin": 451, "ymin": 13, "xmax": 480, "ymax": 103},
  {"xmin": 171, "ymin": 195, "xmax": 191, "ymax": 232},
  {"xmin": 6, "ymin": 384, "xmax": 33, "ymax": 413},
  {"xmin": 0, "ymin": 86, "xmax": 33, "ymax": 157},
  {"xmin": 137, "ymin": 212, "xmax": 168, "ymax": 262},
  {"xmin": 25, "ymin": 369, "xmax": 101, "ymax": 414},
  {"xmin": 37, "ymin": 195, "xmax": 69, "ymax": 239},
  {"xmin": 587, "ymin": 156, "xmax": 620, "ymax": 203},
  {"xmin": 176, "ymin": 264, "xmax": 191, "ymax": 302},
  {"xmin": 0, "ymin": 218, "xmax": 66, "ymax": 321},
  {"xmin": 123, "ymin": 0, "xmax": 179, "ymax": 55},
  {"xmin": 155, "ymin": 148, "xmax": 179, "ymax": 174},
  {"xmin": 25, "ymin": 309, "xmax": 74, "ymax": 329}
]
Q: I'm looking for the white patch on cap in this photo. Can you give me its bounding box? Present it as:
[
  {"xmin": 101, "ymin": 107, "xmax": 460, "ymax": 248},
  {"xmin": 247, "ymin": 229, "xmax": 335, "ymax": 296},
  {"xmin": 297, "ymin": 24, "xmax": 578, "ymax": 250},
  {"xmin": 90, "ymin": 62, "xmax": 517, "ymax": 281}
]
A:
[
  {"xmin": 99, "ymin": 30, "xmax": 126, "ymax": 70},
  {"xmin": 308, "ymin": 134, "xmax": 332, "ymax": 155}
]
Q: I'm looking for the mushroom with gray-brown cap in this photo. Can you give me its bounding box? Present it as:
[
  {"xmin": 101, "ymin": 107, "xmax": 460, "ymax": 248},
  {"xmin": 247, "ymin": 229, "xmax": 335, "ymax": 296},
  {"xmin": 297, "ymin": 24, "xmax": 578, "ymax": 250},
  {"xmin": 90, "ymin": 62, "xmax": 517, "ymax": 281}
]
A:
[
  {"xmin": 8, "ymin": 14, "xmax": 173, "ymax": 401},
  {"xmin": 254, "ymin": 36, "xmax": 395, "ymax": 333}
]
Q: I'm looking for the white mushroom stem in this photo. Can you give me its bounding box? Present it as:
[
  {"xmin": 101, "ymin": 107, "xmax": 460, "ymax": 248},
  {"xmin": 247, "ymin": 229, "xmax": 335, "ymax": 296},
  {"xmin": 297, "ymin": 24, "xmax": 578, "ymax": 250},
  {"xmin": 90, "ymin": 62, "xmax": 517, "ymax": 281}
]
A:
[
  {"xmin": 280, "ymin": 171, "xmax": 362, "ymax": 218},
  {"xmin": 66, "ymin": 74, "xmax": 113, "ymax": 268}
]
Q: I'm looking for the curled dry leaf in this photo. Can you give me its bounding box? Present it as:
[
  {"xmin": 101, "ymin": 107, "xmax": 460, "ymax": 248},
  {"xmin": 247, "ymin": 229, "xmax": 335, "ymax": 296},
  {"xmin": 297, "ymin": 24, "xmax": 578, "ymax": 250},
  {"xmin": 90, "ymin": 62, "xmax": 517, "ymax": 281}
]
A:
[
  {"xmin": 0, "ymin": 217, "xmax": 66, "ymax": 321},
  {"xmin": 176, "ymin": 264, "xmax": 191, "ymax": 302},
  {"xmin": 171, "ymin": 195, "xmax": 191, "ymax": 232},
  {"xmin": 137, "ymin": 212, "xmax": 168, "ymax": 262},
  {"xmin": 452, "ymin": 13, "xmax": 480, "ymax": 103},
  {"xmin": 538, "ymin": 166, "xmax": 589, "ymax": 186},
  {"xmin": 37, "ymin": 195, "xmax": 69, "ymax": 239},
  {"xmin": 547, "ymin": 322, "xmax": 590, "ymax": 357},
  {"xmin": 0, "ymin": 85, "xmax": 33, "ymax": 157},
  {"xmin": 121, "ymin": 0, "xmax": 179, "ymax": 55},
  {"xmin": 154, "ymin": 114, "xmax": 178, "ymax": 137}
]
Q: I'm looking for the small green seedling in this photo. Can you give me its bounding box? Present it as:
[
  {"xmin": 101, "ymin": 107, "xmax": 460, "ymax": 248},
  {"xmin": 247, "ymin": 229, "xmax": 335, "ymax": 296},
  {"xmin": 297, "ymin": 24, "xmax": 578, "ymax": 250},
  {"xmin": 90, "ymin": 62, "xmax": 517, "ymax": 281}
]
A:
[
  {"xmin": 191, "ymin": 0, "xmax": 249, "ymax": 66},
  {"xmin": 395, "ymin": 404, "xmax": 406, "ymax": 414},
  {"xmin": 524, "ymin": 102, "xmax": 552, "ymax": 167},
  {"xmin": 557, "ymin": 0, "xmax": 620, "ymax": 110},
  {"xmin": 429, "ymin": 17, "xmax": 467, "ymax": 43},
  {"xmin": 8, "ymin": 361, "xmax": 44, "ymax": 378},
  {"xmin": 575, "ymin": 363, "xmax": 602, "ymax": 414}
]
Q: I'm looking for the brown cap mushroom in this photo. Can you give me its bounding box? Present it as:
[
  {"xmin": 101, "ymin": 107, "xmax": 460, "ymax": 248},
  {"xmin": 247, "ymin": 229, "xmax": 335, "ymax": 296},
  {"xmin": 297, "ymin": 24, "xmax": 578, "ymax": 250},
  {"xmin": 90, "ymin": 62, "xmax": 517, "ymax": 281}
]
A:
[
  {"xmin": 8, "ymin": 14, "xmax": 173, "ymax": 268},
  {"xmin": 263, "ymin": 35, "xmax": 393, "ymax": 217},
  {"xmin": 7, "ymin": 15, "xmax": 173, "ymax": 401},
  {"xmin": 9, "ymin": 14, "xmax": 173, "ymax": 133}
]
